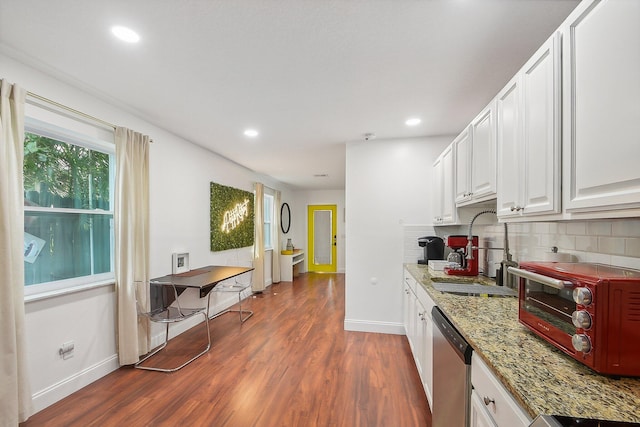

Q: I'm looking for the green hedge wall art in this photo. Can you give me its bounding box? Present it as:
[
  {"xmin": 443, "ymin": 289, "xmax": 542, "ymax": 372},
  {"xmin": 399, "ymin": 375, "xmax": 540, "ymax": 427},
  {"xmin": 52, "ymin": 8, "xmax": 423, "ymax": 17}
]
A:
[{"xmin": 210, "ymin": 182, "xmax": 255, "ymax": 252}]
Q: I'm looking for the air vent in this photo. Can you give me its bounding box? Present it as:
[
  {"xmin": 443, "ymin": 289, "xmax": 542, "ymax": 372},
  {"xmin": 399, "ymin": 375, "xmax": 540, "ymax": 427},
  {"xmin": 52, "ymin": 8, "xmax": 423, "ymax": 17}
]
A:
[{"xmin": 626, "ymin": 291, "xmax": 640, "ymax": 321}]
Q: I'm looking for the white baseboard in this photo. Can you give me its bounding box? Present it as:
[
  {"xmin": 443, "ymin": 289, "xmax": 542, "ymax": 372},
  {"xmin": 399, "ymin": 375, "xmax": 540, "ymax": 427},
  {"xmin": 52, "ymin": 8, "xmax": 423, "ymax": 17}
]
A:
[
  {"xmin": 343, "ymin": 319, "xmax": 405, "ymax": 335},
  {"xmin": 31, "ymin": 354, "xmax": 119, "ymax": 413}
]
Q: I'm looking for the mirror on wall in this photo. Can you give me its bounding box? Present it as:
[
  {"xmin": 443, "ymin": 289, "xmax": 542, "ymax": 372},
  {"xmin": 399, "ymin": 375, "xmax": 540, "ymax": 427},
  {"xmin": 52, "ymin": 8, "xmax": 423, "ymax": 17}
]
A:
[{"xmin": 280, "ymin": 202, "xmax": 291, "ymax": 234}]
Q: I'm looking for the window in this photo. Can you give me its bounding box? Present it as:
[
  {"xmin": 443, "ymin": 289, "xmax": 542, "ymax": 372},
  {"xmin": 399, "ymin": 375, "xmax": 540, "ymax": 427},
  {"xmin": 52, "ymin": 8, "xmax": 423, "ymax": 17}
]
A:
[
  {"xmin": 23, "ymin": 104, "xmax": 115, "ymax": 299},
  {"xmin": 264, "ymin": 193, "xmax": 274, "ymax": 250}
]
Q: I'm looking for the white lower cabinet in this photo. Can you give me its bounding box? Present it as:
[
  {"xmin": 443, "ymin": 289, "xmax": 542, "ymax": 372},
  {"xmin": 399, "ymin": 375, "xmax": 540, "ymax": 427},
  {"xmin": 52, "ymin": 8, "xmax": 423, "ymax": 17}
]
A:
[
  {"xmin": 403, "ymin": 269, "xmax": 435, "ymax": 408},
  {"xmin": 471, "ymin": 390, "xmax": 498, "ymax": 427},
  {"xmin": 471, "ymin": 353, "xmax": 531, "ymax": 427},
  {"xmin": 403, "ymin": 274, "xmax": 416, "ymax": 351},
  {"xmin": 416, "ymin": 284, "xmax": 435, "ymax": 407}
]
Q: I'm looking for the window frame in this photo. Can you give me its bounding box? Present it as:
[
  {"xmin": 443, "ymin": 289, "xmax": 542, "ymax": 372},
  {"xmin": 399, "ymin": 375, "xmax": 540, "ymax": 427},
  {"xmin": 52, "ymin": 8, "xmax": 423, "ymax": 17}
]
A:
[
  {"xmin": 263, "ymin": 193, "xmax": 274, "ymax": 250},
  {"xmin": 23, "ymin": 111, "xmax": 116, "ymax": 302}
]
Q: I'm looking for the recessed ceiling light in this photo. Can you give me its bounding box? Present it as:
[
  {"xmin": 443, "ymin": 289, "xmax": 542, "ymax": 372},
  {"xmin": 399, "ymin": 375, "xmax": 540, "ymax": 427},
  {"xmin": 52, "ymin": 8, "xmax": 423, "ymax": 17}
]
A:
[
  {"xmin": 244, "ymin": 129, "xmax": 259, "ymax": 137},
  {"xmin": 405, "ymin": 117, "xmax": 422, "ymax": 126},
  {"xmin": 111, "ymin": 26, "xmax": 140, "ymax": 43}
]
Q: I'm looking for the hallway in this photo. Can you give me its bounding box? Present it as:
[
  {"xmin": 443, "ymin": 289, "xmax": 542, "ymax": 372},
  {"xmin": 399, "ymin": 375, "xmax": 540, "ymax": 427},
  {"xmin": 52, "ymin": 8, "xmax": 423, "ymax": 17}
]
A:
[{"xmin": 21, "ymin": 273, "xmax": 430, "ymax": 426}]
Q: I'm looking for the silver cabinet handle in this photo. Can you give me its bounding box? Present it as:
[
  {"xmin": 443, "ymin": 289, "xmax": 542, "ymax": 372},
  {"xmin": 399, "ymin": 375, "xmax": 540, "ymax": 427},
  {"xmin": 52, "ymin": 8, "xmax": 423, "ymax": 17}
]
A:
[
  {"xmin": 483, "ymin": 397, "xmax": 495, "ymax": 406},
  {"xmin": 507, "ymin": 266, "xmax": 572, "ymax": 290}
]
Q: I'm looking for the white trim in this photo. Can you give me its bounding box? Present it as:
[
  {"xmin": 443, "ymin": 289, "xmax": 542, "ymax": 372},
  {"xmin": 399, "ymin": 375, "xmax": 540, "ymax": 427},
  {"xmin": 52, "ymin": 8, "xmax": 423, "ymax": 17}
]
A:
[
  {"xmin": 24, "ymin": 206, "xmax": 113, "ymax": 215},
  {"xmin": 343, "ymin": 319, "xmax": 405, "ymax": 335},
  {"xmin": 31, "ymin": 354, "xmax": 119, "ymax": 413},
  {"xmin": 25, "ymin": 278, "xmax": 115, "ymax": 303}
]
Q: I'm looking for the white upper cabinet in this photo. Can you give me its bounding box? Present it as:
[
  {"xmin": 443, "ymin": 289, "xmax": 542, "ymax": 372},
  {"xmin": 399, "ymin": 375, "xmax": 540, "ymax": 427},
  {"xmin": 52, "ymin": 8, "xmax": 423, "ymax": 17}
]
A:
[
  {"xmin": 454, "ymin": 126, "xmax": 472, "ymax": 204},
  {"xmin": 441, "ymin": 143, "xmax": 457, "ymax": 224},
  {"xmin": 562, "ymin": 0, "xmax": 640, "ymax": 213},
  {"xmin": 497, "ymin": 33, "xmax": 561, "ymax": 219},
  {"xmin": 433, "ymin": 143, "xmax": 457, "ymax": 225},
  {"xmin": 496, "ymin": 75, "xmax": 521, "ymax": 218},
  {"xmin": 471, "ymin": 101, "xmax": 498, "ymax": 201},
  {"xmin": 432, "ymin": 154, "xmax": 444, "ymax": 224},
  {"xmin": 456, "ymin": 103, "xmax": 497, "ymax": 206}
]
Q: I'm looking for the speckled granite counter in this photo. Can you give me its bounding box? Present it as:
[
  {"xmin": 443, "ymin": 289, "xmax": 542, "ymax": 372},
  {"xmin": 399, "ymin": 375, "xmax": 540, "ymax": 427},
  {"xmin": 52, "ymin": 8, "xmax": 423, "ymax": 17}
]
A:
[{"xmin": 405, "ymin": 263, "xmax": 640, "ymax": 423}]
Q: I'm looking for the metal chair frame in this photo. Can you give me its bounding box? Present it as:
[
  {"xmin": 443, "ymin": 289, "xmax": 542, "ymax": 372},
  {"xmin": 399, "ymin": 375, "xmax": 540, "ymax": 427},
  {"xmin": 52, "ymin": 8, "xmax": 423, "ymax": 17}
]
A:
[
  {"xmin": 209, "ymin": 271, "xmax": 254, "ymax": 323},
  {"xmin": 135, "ymin": 282, "xmax": 211, "ymax": 372}
]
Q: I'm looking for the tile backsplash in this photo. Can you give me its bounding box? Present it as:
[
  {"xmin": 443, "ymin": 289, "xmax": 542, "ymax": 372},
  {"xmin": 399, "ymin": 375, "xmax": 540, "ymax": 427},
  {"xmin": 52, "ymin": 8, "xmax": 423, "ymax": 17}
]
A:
[{"xmin": 404, "ymin": 218, "xmax": 640, "ymax": 274}]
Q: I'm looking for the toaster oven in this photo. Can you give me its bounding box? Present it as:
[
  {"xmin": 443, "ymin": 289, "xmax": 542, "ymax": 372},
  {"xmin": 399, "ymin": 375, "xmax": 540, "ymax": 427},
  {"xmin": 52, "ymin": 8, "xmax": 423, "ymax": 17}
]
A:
[{"xmin": 509, "ymin": 262, "xmax": 640, "ymax": 376}]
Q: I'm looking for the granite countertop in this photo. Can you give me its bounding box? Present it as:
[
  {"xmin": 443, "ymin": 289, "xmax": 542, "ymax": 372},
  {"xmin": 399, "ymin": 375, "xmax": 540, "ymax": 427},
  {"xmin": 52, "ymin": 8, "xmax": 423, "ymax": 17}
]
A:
[{"xmin": 404, "ymin": 264, "xmax": 640, "ymax": 423}]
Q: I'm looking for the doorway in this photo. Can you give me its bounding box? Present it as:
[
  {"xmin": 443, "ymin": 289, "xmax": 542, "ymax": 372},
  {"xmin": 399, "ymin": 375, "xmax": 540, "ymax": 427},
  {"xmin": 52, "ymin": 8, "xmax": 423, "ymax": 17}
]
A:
[{"xmin": 307, "ymin": 205, "xmax": 337, "ymax": 273}]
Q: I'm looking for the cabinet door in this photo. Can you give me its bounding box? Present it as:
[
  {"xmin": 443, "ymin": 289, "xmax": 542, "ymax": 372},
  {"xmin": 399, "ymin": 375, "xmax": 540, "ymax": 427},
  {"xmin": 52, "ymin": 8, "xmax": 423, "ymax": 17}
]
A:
[
  {"xmin": 413, "ymin": 297, "xmax": 425, "ymax": 377},
  {"xmin": 421, "ymin": 307, "xmax": 434, "ymax": 408},
  {"xmin": 522, "ymin": 33, "xmax": 561, "ymax": 215},
  {"xmin": 470, "ymin": 391, "xmax": 498, "ymax": 427},
  {"xmin": 470, "ymin": 101, "xmax": 497, "ymax": 201},
  {"xmin": 496, "ymin": 75, "xmax": 522, "ymax": 218},
  {"xmin": 403, "ymin": 280, "xmax": 412, "ymax": 336},
  {"xmin": 454, "ymin": 127, "xmax": 472, "ymax": 204},
  {"xmin": 563, "ymin": 0, "xmax": 640, "ymax": 211},
  {"xmin": 432, "ymin": 155, "xmax": 443, "ymax": 224},
  {"xmin": 441, "ymin": 143, "xmax": 457, "ymax": 224}
]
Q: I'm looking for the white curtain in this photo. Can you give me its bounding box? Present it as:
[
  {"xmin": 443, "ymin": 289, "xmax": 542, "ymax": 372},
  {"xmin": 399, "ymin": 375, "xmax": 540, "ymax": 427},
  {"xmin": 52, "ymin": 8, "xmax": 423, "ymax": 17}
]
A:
[
  {"xmin": 252, "ymin": 182, "xmax": 265, "ymax": 292},
  {"xmin": 272, "ymin": 190, "xmax": 281, "ymax": 283},
  {"xmin": 0, "ymin": 80, "xmax": 33, "ymax": 424},
  {"xmin": 114, "ymin": 127, "xmax": 151, "ymax": 365}
]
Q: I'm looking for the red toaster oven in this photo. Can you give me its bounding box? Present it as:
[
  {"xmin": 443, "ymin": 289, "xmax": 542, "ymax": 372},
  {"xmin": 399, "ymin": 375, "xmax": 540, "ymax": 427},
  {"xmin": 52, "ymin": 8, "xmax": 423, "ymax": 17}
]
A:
[{"xmin": 509, "ymin": 262, "xmax": 640, "ymax": 376}]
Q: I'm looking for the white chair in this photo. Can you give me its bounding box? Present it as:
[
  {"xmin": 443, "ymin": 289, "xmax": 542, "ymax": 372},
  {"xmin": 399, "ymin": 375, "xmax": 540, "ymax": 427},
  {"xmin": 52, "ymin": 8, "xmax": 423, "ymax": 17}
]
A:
[{"xmin": 135, "ymin": 281, "xmax": 211, "ymax": 372}]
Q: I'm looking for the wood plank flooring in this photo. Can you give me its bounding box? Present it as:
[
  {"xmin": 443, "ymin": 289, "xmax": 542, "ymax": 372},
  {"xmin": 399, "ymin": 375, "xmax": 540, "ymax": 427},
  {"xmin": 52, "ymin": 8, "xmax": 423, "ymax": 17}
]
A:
[{"xmin": 21, "ymin": 273, "xmax": 431, "ymax": 427}]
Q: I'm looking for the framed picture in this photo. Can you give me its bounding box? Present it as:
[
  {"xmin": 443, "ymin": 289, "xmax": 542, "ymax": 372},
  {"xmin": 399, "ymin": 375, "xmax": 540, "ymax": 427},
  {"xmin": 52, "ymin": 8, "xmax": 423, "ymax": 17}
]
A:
[{"xmin": 172, "ymin": 252, "xmax": 190, "ymax": 274}]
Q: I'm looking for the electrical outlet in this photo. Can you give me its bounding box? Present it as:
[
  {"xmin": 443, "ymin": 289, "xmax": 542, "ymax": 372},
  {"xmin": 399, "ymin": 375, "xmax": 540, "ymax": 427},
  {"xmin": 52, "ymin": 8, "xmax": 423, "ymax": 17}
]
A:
[{"xmin": 59, "ymin": 341, "xmax": 74, "ymax": 360}]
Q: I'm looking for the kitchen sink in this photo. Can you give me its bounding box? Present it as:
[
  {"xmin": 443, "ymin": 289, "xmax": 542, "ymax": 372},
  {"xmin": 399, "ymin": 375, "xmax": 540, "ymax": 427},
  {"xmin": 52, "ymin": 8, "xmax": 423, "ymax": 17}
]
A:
[{"xmin": 431, "ymin": 282, "xmax": 517, "ymax": 297}]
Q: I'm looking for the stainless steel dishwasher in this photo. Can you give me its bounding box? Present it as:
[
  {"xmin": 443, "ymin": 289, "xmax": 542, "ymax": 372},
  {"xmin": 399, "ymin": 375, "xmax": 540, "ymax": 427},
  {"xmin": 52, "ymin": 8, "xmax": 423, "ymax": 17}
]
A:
[{"xmin": 431, "ymin": 306, "xmax": 473, "ymax": 427}]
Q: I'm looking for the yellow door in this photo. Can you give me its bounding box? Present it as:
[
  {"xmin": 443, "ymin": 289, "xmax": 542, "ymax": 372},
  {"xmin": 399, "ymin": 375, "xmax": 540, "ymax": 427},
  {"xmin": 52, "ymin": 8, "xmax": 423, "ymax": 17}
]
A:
[{"xmin": 307, "ymin": 205, "xmax": 337, "ymax": 273}]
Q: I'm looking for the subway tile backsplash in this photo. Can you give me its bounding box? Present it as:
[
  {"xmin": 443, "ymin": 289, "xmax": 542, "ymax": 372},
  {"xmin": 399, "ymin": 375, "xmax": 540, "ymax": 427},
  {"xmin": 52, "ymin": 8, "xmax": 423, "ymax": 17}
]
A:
[
  {"xmin": 404, "ymin": 218, "xmax": 640, "ymax": 273},
  {"xmin": 480, "ymin": 219, "xmax": 640, "ymax": 271}
]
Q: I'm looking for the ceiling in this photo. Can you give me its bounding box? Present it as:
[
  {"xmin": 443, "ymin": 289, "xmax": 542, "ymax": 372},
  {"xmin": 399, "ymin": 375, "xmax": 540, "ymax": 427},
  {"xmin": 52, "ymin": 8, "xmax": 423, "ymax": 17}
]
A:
[{"xmin": 0, "ymin": 0, "xmax": 580, "ymax": 190}]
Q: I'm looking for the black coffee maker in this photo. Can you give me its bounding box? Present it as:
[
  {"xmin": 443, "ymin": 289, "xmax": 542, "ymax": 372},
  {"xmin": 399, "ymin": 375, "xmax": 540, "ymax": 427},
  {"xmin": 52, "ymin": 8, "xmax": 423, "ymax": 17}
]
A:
[{"xmin": 417, "ymin": 236, "xmax": 445, "ymax": 265}]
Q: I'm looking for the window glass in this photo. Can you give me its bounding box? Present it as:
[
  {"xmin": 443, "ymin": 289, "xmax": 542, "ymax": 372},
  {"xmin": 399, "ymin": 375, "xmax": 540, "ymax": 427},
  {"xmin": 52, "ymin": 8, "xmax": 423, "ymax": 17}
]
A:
[
  {"xmin": 264, "ymin": 194, "xmax": 273, "ymax": 249},
  {"xmin": 23, "ymin": 115, "xmax": 115, "ymax": 296}
]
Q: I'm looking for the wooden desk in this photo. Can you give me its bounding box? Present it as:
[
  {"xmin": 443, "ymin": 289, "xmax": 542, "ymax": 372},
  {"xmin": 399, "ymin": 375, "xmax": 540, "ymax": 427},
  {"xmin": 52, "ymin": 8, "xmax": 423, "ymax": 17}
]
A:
[
  {"xmin": 151, "ymin": 265, "xmax": 254, "ymax": 298},
  {"xmin": 151, "ymin": 265, "xmax": 255, "ymax": 322}
]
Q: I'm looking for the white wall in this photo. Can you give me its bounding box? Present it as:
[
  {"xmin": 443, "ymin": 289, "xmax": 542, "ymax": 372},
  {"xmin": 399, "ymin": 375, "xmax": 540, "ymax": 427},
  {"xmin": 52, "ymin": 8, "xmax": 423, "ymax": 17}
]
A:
[
  {"xmin": 344, "ymin": 136, "xmax": 451, "ymax": 333},
  {"xmin": 2, "ymin": 53, "xmax": 295, "ymax": 413}
]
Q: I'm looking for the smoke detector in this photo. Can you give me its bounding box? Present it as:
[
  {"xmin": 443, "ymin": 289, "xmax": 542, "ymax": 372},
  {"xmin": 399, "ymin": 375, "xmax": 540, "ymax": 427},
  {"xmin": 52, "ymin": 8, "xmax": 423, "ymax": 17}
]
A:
[{"xmin": 364, "ymin": 133, "xmax": 376, "ymax": 141}]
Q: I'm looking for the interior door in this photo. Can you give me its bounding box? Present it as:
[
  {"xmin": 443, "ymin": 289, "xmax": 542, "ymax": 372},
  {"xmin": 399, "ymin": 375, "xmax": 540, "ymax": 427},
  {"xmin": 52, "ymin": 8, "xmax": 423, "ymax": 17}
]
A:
[{"xmin": 307, "ymin": 205, "xmax": 337, "ymax": 273}]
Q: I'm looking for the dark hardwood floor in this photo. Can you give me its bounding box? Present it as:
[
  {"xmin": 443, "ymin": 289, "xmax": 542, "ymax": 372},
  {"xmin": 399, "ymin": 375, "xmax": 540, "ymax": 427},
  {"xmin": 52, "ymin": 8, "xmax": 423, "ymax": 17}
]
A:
[{"xmin": 21, "ymin": 273, "xmax": 431, "ymax": 427}]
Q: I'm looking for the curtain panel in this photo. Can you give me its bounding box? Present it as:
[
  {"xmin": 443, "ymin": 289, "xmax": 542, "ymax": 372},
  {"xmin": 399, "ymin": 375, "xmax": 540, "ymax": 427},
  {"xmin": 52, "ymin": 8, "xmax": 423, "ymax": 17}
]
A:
[
  {"xmin": 0, "ymin": 79, "xmax": 33, "ymax": 425},
  {"xmin": 114, "ymin": 127, "xmax": 151, "ymax": 365},
  {"xmin": 272, "ymin": 190, "xmax": 282, "ymax": 283},
  {"xmin": 252, "ymin": 182, "xmax": 265, "ymax": 292}
]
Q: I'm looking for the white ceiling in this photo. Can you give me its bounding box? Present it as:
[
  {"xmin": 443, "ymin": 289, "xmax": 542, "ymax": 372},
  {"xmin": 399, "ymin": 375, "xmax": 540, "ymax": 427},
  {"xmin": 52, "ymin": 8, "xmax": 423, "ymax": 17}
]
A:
[{"xmin": 0, "ymin": 0, "xmax": 580, "ymax": 190}]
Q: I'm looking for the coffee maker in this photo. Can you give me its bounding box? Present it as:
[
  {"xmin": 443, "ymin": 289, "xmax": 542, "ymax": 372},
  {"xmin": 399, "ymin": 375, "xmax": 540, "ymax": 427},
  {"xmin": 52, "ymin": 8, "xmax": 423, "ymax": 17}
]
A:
[
  {"xmin": 417, "ymin": 236, "xmax": 444, "ymax": 265},
  {"xmin": 444, "ymin": 235, "xmax": 479, "ymax": 276}
]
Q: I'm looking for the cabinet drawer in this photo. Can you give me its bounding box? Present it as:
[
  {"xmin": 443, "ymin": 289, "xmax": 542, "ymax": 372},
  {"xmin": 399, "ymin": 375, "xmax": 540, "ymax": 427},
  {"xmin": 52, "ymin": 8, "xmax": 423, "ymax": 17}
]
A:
[{"xmin": 471, "ymin": 353, "xmax": 531, "ymax": 427}]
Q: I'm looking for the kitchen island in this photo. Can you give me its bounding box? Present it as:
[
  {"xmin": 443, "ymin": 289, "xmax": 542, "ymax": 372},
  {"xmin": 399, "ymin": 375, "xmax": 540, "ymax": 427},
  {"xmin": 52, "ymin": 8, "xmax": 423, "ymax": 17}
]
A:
[{"xmin": 405, "ymin": 264, "xmax": 640, "ymax": 423}]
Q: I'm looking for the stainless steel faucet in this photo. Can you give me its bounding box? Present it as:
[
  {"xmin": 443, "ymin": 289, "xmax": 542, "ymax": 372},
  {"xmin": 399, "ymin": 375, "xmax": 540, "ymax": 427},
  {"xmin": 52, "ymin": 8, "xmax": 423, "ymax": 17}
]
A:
[{"xmin": 466, "ymin": 209, "xmax": 517, "ymax": 286}]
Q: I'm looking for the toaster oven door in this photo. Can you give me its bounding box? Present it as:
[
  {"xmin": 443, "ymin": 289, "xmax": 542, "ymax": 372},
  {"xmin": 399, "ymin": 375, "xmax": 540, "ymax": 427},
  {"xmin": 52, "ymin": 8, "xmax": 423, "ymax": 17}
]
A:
[{"xmin": 509, "ymin": 267, "xmax": 577, "ymax": 354}]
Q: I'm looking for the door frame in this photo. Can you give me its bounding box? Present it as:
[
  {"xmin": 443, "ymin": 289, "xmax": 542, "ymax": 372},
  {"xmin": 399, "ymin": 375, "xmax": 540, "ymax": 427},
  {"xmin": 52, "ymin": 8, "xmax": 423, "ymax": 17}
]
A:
[{"xmin": 307, "ymin": 204, "xmax": 337, "ymax": 273}]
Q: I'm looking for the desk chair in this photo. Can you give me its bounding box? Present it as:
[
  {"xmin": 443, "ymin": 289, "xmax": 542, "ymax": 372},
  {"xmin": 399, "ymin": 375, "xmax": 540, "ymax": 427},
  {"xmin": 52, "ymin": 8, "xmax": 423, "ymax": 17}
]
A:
[
  {"xmin": 135, "ymin": 281, "xmax": 211, "ymax": 372},
  {"xmin": 210, "ymin": 259, "xmax": 254, "ymax": 323}
]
